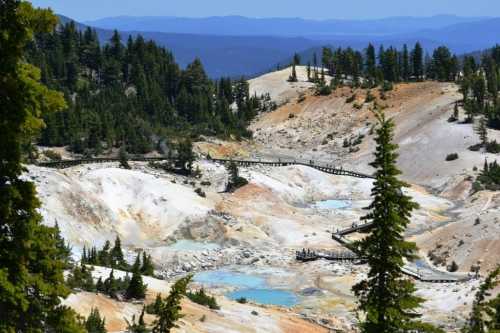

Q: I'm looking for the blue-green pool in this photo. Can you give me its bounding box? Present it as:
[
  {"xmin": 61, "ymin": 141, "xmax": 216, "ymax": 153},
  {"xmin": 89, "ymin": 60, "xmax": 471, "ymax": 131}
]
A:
[
  {"xmin": 315, "ymin": 199, "xmax": 350, "ymax": 210},
  {"xmin": 194, "ymin": 270, "xmax": 265, "ymax": 289},
  {"xmin": 194, "ymin": 270, "xmax": 298, "ymax": 307},
  {"xmin": 227, "ymin": 289, "xmax": 298, "ymax": 307}
]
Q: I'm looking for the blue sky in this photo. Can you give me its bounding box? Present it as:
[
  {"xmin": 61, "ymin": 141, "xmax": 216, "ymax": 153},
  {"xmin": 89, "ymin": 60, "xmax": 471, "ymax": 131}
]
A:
[{"xmin": 29, "ymin": 0, "xmax": 498, "ymax": 21}]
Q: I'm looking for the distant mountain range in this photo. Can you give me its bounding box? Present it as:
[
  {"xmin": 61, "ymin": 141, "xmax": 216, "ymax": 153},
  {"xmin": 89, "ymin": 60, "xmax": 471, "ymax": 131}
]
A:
[
  {"xmin": 85, "ymin": 15, "xmax": 488, "ymax": 37},
  {"xmin": 58, "ymin": 15, "xmax": 500, "ymax": 78}
]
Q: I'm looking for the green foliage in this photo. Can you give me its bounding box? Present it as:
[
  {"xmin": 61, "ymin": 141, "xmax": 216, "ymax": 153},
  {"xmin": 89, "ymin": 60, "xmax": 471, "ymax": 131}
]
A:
[
  {"xmin": 141, "ymin": 252, "xmax": 155, "ymax": 277},
  {"xmin": 352, "ymin": 111, "xmax": 436, "ymax": 333},
  {"xmin": 82, "ymin": 237, "xmax": 134, "ymax": 272},
  {"xmin": 120, "ymin": 146, "xmax": 131, "ymax": 169},
  {"xmin": 66, "ymin": 263, "xmax": 96, "ymax": 292},
  {"xmin": 477, "ymin": 160, "xmax": 500, "ymax": 191},
  {"xmin": 176, "ymin": 139, "xmax": 195, "ymax": 175},
  {"xmin": 125, "ymin": 257, "xmax": 147, "ymax": 300},
  {"xmin": 85, "ymin": 308, "xmax": 107, "ymax": 333},
  {"xmin": 127, "ymin": 307, "xmax": 149, "ymax": 333},
  {"xmin": 187, "ymin": 288, "xmax": 220, "ymax": 310},
  {"xmin": 96, "ymin": 269, "xmax": 134, "ymax": 300},
  {"xmin": 427, "ymin": 46, "xmax": 459, "ymax": 81},
  {"xmin": 110, "ymin": 236, "xmax": 128, "ymax": 270},
  {"xmin": 485, "ymin": 140, "xmax": 500, "ymax": 154},
  {"xmin": 476, "ymin": 116, "xmax": 489, "ymax": 147},
  {"xmin": 288, "ymin": 63, "xmax": 298, "ymax": 82},
  {"xmin": 315, "ymin": 80, "xmax": 332, "ymax": 96},
  {"xmin": 463, "ymin": 266, "xmax": 500, "ymax": 333},
  {"xmin": 0, "ymin": 1, "xmax": 83, "ymax": 331},
  {"xmin": 54, "ymin": 221, "xmax": 73, "ymax": 268},
  {"xmin": 146, "ymin": 294, "xmax": 165, "ymax": 315},
  {"xmin": 226, "ymin": 161, "xmax": 248, "ymax": 192},
  {"xmin": 153, "ymin": 275, "xmax": 192, "ymax": 333},
  {"xmin": 28, "ymin": 24, "xmax": 266, "ymax": 154}
]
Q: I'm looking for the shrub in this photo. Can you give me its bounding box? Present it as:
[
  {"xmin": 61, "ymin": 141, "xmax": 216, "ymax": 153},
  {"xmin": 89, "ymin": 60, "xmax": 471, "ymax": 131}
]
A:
[
  {"xmin": 316, "ymin": 83, "xmax": 332, "ymax": 96},
  {"xmin": 486, "ymin": 140, "xmax": 500, "ymax": 154},
  {"xmin": 187, "ymin": 288, "xmax": 220, "ymax": 310},
  {"xmin": 445, "ymin": 153, "xmax": 459, "ymax": 161},
  {"xmin": 236, "ymin": 297, "xmax": 247, "ymax": 304},
  {"xmin": 381, "ymin": 81, "xmax": 393, "ymax": 92},
  {"xmin": 195, "ymin": 188, "xmax": 206, "ymax": 198},
  {"xmin": 365, "ymin": 90, "xmax": 375, "ymax": 103},
  {"xmin": 44, "ymin": 149, "xmax": 62, "ymax": 161},
  {"xmin": 468, "ymin": 143, "xmax": 482, "ymax": 152},
  {"xmin": 346, "ymin": 94, "xmax": 356, "ymax": 103},
  {"xmin": 448, "ymin": 261, "xmax": 459, "ymax": 272}
]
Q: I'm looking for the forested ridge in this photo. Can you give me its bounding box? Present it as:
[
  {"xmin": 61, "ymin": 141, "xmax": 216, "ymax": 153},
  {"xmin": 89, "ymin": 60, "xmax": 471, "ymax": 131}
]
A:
[{"xmin": 26, "ymin": 21, "xmax": 272, "ymax": 155}]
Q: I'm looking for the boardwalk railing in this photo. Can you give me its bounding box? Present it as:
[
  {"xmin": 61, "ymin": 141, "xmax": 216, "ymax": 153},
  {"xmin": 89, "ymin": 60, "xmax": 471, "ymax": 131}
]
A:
[
  {"xmin": 296, "ymin": 249, "xmax": 361, "ymax": 262},
  {"xmin": 35, "ymin": 156, "xmax": 374, "ymax": 179},
  {"xmin": 36, "ymin": 157, "xmax": 171, "ymax": 169},
  {"xmin": 211, "ymin": 158, "xmax": 374, "ymax": 179},
  {"xmin": 326, "ymin": 223, "xmax": 473, "ymax": 283}
]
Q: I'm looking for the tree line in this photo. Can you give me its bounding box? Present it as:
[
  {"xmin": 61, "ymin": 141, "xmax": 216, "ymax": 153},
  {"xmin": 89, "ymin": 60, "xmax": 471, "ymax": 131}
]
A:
[
  {"xmin": 319, "ymin": 43, "xmax": 458, "ymax": 88},
  {"xmin": 26, "ymin": 22, "xmax": 272, "ymax": 157}
]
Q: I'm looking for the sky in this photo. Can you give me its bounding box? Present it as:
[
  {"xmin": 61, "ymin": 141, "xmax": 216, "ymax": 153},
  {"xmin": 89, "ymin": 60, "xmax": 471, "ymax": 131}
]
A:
[{"xmin": 29, "ymin": 0, "xmax": 498, "ymax": 21}]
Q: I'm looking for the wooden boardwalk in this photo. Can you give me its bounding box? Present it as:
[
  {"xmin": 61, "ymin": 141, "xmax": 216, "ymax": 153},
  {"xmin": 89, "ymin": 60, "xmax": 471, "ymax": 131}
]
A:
[
  {"xmin": 321, "ymin": 223, "xmax": 473, "ymax": 283},
  {"xmin": 296, "ymin": 249, "xmax": 361, "ymax": 262},
  {"xmin": 36, "ymin": 156, "xmax": 374, "ymax": 179},
  {"xmin": 210, "ymin": 158, "xmax": 374, "ymax": 179}
]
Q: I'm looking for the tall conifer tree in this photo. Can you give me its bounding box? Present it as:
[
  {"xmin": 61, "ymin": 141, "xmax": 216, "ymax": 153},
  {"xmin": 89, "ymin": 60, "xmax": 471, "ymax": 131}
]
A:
[
  {"xmin": 352, "ymin": 112, "xmax": 438, "ymax": 333},
  {"xmin": 0, "ymin": 1, "xmax": 84, "ymax": 331}
]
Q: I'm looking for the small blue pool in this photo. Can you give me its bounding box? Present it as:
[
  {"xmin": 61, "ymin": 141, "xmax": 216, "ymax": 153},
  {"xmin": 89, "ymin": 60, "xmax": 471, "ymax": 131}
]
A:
[
  {"xmin": 227, "ymin": 289, "xmax": 298, "ymax": 307},
  {"xmin": 314, "ymin": 199, "xmax": 350, "ymax": 210},
  {"xmin": 194, "ymin": 270, "xmax": 265, "ymax": 289},
  {"xmin": 194, "ymin": 270, "xmax": 298, "ymax": 307}
]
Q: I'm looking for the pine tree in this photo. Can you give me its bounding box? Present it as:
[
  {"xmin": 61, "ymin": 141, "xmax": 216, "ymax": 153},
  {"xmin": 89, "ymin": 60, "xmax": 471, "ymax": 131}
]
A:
[
  {"xmin": 0, "ymin": 1, "xmax": 84, "ymax": 331},
  {"xmin": 288, "ymin": 62, "xmax": 298, "ymax": 82},
  {"xmin": 99, "ymin": 241, "xmax": 112, "ymax": 266},
  {"xmin": 110, "ymin": 236, "xmax": 127, "ymax": 269},
  {"xmin": 141, "ymin": 252, "xmax": 155, "ymax": 277},
  {"xmin": 85, "ymin": 307, "xmax": 107, "ymax": 333},
  {"xmin": 147, "ymin": 294, "xmax": 165, "ymax": 315},
  {"xmin": 120, "ymin": 146, "xmax": 131, "ymax": 169},
  {"xmin": 476, "ymin": 116, "xmax": 489, "ymax": 147},
  {"xmin": 126, "ymin": 262, "xmax": 147, "ymax": 300},
  {"xmin": 226, "ymin": 161, "xmax": 248, "ymax": 192},
  {"xmin": 54, "ymin": 221, "xmax": 73, "ymax": 267},
  {"xmin": 176, "ymin": 139, "xmax": 195, "ymax": 175},
  {"xmin": 152, "ymin": 275, "xmax": 192, "ymax": 333},
  {"xmin": 352, "ymin": 111, "xmax": 433, "ymax": 333},
  {"xmin": 365, "ymin": 43, "xmax": 377, "ymax": 84},
  {"xmin": 402, "ymin": 44, "xmax": 410, "ymax": 81},
  {"xmin": 412, "ymin": 42, "xmax": 424, "ymax": 81},
  {"xmin": 127, "ymin": 307, "xmax": 149, "ymax": 333},
  {"xmin": 463, "ymin": 266, "xmax": 500, "ymax": 333}
]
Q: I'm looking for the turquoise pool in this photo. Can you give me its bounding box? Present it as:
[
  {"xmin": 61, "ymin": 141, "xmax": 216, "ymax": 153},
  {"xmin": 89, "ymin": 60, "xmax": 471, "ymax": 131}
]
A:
[
  {"xmin": 314, "ymin": 199, "xmax": 350, "ymax": 210},
  {"xmin": 194, "ymin": 270, "xmax": 298, "ymax": 307},
  {"xmin": 227, "ymin": 289, "xmax": 298, "ymax": 307}
]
